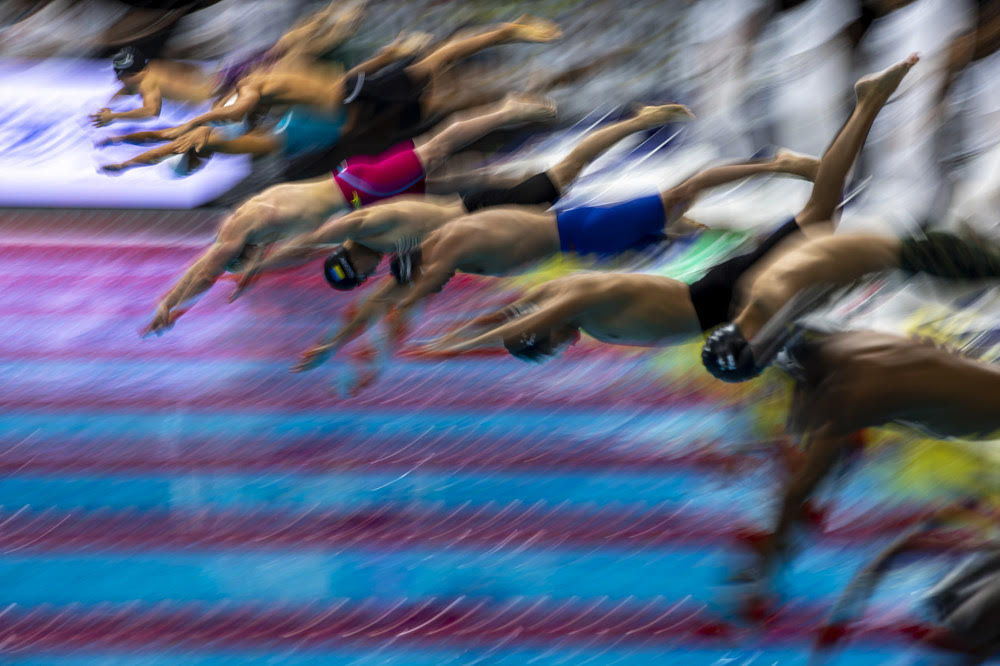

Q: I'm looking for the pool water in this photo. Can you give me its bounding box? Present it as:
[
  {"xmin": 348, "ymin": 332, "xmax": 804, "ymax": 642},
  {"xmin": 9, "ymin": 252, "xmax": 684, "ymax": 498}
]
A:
[{"xmin": 0, "ymin": 220, "xmax": 993, "ymax": 665}]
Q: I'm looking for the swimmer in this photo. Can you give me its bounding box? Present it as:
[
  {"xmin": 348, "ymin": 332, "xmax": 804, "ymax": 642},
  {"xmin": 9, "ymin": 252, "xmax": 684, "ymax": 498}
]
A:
[
  {"xmin": 814, "ymin": 501, "xmax": 1000, "ymax": 665},
  {"xmin": 90, "ymin": 2, "xmax": 367, "ymax": 128},
  {"xmin": 386, "ymin": 56, "xmax": 919, "ymax": 364},
  {"xmin": 142, "ymin": 93, "xmax": 558, "ymax": 337},
  {"xmin": 742, "ymin": 330, "xmax": 1000, "ymax": 588},
  {"xmin": 98, "ymin": 33, "xmax": 438, "ymax": 175},
  {"xmin": 230, "ymin": 104, "xmax": 698, "ymax": 294},
  {"xmin": 701, "ymin": 227, "xmax": 1000, "ymax": 382},
  {"xmin": 154, "ymin": 16, "xmax": 562, "ymax": 141},
  {"xmin": 292, "ymin": 144, "xmax": 821, "ymax": 370},
  {"xmin": 98, "ymin": 40, "xmax": 631, "ymax": 177}
]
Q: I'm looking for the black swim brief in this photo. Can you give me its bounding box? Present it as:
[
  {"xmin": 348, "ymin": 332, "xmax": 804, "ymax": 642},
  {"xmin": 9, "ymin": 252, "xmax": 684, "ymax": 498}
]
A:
[
  {"xmin": 460, "ymin": 172, "xmax": 561, "ymax": 212},
  {"xmin": 688, "ymin": 217, "xmax": 801, "ymax": 332},
  {"xmin": 344, "ymin": 58, "xmax": 425, "ymax": 130}
]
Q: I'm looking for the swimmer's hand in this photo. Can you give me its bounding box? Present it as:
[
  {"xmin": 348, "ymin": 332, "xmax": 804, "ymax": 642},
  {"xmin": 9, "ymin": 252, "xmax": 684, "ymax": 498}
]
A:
[
  {"xmin": 99, "ymin": 163, "xmax": 126, "ymax": 176},
  {"xmin": 292, "ymin": 343, "xmax": 335, "ymax": 372},
  {"xmin": 160, "ymin": 125, "xmax": 189, "ymax": 141},
  {"xmin": 90, "ymin": 108, "xmax": 114, "ymax": 127},
  {"xmin": 229, "ymin": 268, "xmax": 259, "ymax": 303},
  {"xmin": 142, "ymin": 304, "xmax": 177, "ymax": 337},
  {"xmin": 173, "ymin": 127, "xmax": 212, "ymax": 154}
]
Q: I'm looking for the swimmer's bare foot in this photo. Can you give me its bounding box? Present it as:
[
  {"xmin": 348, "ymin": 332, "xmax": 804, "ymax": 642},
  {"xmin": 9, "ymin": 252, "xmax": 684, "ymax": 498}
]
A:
[
  {"xmin": 501, "ymin": 93, "xmax": 558, "ymax": 125},
  {"xmin": 387, "ymin": 31, "xmax": 433, "ymax": 58},
  {"xmin": 773, "ymin": 148, "xmax": 820, "ymax": 180},
  {"xmin": 634, "ymin": 104, "xmax": 695, "ymax": 126},
  {"xmin": 100, "ymin": 163, "xmax": 126, "ymax": 176},
  {"xmin": 854, "ymin": 53, "xmax": 919, "ymax": 104},
  {"xmin": 510, "ymin": 15, "xmax": 562, "ymax": 42},
  {"xmin": 95, "ymin": 136, "xmax": 119, "ymax": 149}
]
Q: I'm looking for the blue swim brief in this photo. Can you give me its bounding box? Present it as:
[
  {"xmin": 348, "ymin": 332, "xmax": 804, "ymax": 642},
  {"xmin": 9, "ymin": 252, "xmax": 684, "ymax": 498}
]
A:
[{"xmin": 555, "ymin": 194, "xmax": 666, "ymax": 257}]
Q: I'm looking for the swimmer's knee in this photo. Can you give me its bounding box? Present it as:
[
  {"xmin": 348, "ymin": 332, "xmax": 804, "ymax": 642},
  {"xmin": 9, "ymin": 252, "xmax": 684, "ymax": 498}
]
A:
[
  {"xmin": 660, "ymin": 184, "xmax": 694, "ymax": 214},
  {"xmin": 413, "ymin": 143, "xmax": 446, "ymax": 173}
]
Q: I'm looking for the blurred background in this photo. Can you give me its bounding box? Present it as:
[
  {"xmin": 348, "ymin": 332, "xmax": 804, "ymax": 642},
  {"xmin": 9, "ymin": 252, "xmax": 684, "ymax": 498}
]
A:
[{"xmin": 2, "ymin": 0, "xmax": 1000, "ymax": 664}]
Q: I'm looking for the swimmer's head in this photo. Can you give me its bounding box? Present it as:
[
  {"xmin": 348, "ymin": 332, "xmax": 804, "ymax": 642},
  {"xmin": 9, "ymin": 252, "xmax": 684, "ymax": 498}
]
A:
[
  {"xmin": 323, "ymin": 242, "xmax": 382, "ymax": 291},
  {"xmin": 113, "ymin": 47, "xmax": 148, "ymax": 85},
  {"xmin": 225, "ymin": 244, "xmax": 260, "ymax": 273},
  {"xmin": 503, "ymin": 326, "xmax": 581, "ymax": 363}
]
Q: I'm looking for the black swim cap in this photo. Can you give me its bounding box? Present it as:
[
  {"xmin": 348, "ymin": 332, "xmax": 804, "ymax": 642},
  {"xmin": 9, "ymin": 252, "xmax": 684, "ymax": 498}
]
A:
[
  {"xmin": 113, "ymin": 47, "xmax": 148, "ymax": 75},
  {"xmin": 701, "ymin": 323, "xmax": 761, "ymax": 382},
  {"xmin": 390, "ymin": 247, "xmax": 422, "ymax": 285},
  {"xmin": 324, "ymin": 246, "xmax": 367, "ymax": 291},
  {"xmin": 504, "ymin": 328, "xmax": 580, "ymax": 363}
]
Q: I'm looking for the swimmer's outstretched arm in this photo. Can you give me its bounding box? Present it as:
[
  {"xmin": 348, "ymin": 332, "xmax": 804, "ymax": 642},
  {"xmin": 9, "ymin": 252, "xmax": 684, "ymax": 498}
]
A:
[
  {"xmin": 231, "ymin": 209, "xmax": 388, "ymax": 301},
  {"xmin": 393, "ymin": 254, "xmax": 459, "ymax": 315},
  {"xmin": 163, "ymin": 84, "xmax": 261, "ymax": 138},
  {"xmin": 90, "ymin": 80, "xmax": 162, "ymax": 127},
  {"xmin": 431, "ymin": 295, "xmax": 583, "ymax": 354},
  {"xmin": 98, "ymin": 127, "xmax": 180, "ymax": 148},
  {"xmin": 143, "ymin": 238, "xmax": 244, "ymax": 336},
  {"xmin": 422, "ymin": 309, "xmax": 512, "ymax": 351},
  {"xmin": 100, "ymin": 128, "xmax": 217, "ymax": 174},
  {"xmin": 100, "ymin": 142, "xmax": 182, "ymax": 174},
  {"xmin": 294, "ymin": 277, "xmax": 407, "ymax": 371},
  {"xmin": 755, "ymin": 427, "xmax": 849, "ymax": 585}
]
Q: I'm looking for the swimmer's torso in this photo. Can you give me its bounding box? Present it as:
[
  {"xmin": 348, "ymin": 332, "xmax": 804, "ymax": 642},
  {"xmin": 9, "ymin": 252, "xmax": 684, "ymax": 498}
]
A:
[
  {"xmin": 354, "ymin": 197, "xmax": 466, "ymax": 254},
  {"xmin": 146, "ymin": 61, "xmax": 217, "ymax": 103},
  {"xmin": 441, "ymin": 208, "xmax": 560, "ymax": 276},
  {"xmin": 245, "ymin": 62, "xmax": 344, "ymax": 111},
  {"xmin": 239, "ymin": 178, "xmax": 348, "ymax": 245},
  {"xmin": 807, "ymin": 332, "xmax": 1000, "ymax": 440},
  {"xmin": 575, "ymin": 274, "xmax": 703, "ymax": 346}
]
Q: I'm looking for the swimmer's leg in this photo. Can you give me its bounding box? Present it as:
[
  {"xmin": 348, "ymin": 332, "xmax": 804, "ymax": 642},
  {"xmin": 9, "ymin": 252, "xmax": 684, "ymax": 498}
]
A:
[
  {"xmin": 406, "ymin": 16, "xmax": 561, "ymax": 83},
  {"xmin": 657, "ymin": 151, "xmax": 821, "ymax": 227},
  {"xmin": 794, "ymin": 53, "xmax": 920, "ymax": 229},
  {"xmin": 544, "ymin": 104, "xmax": 695, "ymax": 192},
  {"xmin": 734, "ymin": 226, "xmax": 1000, "ymax": 344},
  {"xmin": 525, "ymin": 45, "xmax": 639, "ymax": 94},
  {"xmin": 733, "ymin": 233, "xmax": 900, "ymax": 340},
  {"xmin": 273, "ymin": 0, "xmax": 367, "ymax": 60},
  {"xmin": 704, "ymin": 230, "xmax": 1000, "ymax": 381},
  {"xmin": 413, "ymin": 94, "xmax": 557, "ymax": 173}
]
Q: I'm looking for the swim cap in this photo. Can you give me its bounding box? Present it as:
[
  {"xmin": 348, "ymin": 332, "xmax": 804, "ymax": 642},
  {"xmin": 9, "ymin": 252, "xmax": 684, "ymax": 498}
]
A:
[
  {"xmin": 504, "ymin": 328, "xmax": 580, "ymax": 363},
  {"xmin": 390, "ymin": 248, "xmax": 422, "ymax": 285},
  {"xmin": 113, "ymin": 47, "xmax": 147, "ymax": 75},
  {"xmin": 324, "ymin": 246, "xmax": 367, "ymax": 290},
  {"xmin": 701, "ymin": 323, "xmax": 761, "ymax": 382}
]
